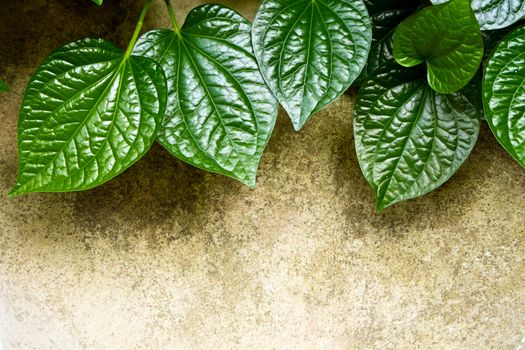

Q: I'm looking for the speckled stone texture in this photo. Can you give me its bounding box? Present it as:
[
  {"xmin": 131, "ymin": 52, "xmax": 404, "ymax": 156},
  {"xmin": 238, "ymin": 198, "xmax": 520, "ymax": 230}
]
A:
[{"xmin": 0, "ymin": 1, "xmax": 524, "ymax": 349}]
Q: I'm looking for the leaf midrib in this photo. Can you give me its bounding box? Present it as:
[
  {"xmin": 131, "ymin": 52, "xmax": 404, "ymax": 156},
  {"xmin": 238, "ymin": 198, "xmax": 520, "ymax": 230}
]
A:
[
  {"xmin": 298, "ymin": 4, "xmax": 316, "ymax": 124},
  {"xmin": 179, "ymin": 37, "xmax": 250, "ymax": 171},
  {"xmin": 399, "ymin": 89, "xmax": 440, "ymax": 198},
  {"xmin": 277, "ymin": 2, "xmax": 312, "ymax": 102},
  {"xmin": 170, "ymin": 36, "xmax": 221, "ymax": 169},
  {"xmin": 182, "ymin": 36, "xmax": 259, "ymax": 138},
  {"xmin": 310, "ymin": 1, "xmax": 334, "ymax": 118},
  {"xmin": 375, "ymin": 82, "xmax": 427, "ymax": 208}
]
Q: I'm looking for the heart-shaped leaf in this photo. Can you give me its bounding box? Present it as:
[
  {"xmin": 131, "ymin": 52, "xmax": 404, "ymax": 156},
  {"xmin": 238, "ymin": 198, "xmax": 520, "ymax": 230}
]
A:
[
  {"xmin": 393, "ymin": 0, "xmax": 484, "ymax": 94},
  {"xmin": 431, "ymin": 0, "xmax": 525, "ymax": 30},
  {"xmin": 483, "ymin": 25, "xmax": 525, "ymax": 167},
  {"xmin": 133, "ymin": 4, "xmax": 277, "ymax": 188},
  {"xmin": 252, "ymin": 0, "xmax": 372, "ymax": 131},
  {"xmin": 354, "ymin": 67, "xmax": 481, "ymax": 211},
  {"xmin": 0, "ymin": 79, "xmax": 9, "ymax": 92},
  {"xmin": 359, "ymin": 0, "xmax": 419, "ymax": 82},
  {"xmin": 10, "ymin": 38, "xmax": 167, "ymax": 196}
]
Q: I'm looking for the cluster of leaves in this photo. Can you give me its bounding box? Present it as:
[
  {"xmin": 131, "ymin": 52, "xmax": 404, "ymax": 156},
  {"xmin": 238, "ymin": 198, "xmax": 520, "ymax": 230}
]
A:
[
  {"xmin": 7, "ymin": 0, "xmax": 525, "ymax": 213},
  {"xmin": 355, "ymin": 0, "xmax": 525, "ymax": 210}
]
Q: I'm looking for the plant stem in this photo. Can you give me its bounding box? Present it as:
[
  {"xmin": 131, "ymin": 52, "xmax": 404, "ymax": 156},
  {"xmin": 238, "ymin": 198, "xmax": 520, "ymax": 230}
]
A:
[
  {"xmin": 124, "ymin": 0, "xmax": 154, "ymax": 59},
  {"xmin": 164, "ymin": 0, "xmax": 181, "ymax": 35}
]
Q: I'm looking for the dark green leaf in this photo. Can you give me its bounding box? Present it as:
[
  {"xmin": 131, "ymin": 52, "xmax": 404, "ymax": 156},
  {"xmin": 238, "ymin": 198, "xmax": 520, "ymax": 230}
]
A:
[
  {"xmin": 359, "ymin": 0, "xmax": 419, "ymax": 82},
  {"xmin": 252, "ymin": 0, "xmax": 372, "ymax": 130},
  {"xmin": 133, "ymin": 4, "xmax": 277, "ymax": 188},
  {"xmin": 482, "ymin": 25, "xmax": 525, "ymax": 167},
  {"xmin": 431, "ymin": 0, "xmax": 525, "ymax": 30},
  {"xmin": 354, "ymin": 67, "xmax": 481, "ymax": 211},
  {"xmin": 393, "ymin": 0, "xmax": 484, "ymax": 94},
  {"xmin": 0, "ymin": 79, "xmax": 9, "ymax": 92},
  {"xmin": 10, "ymin": 38, "xmax": 167, "ymax": 196}
]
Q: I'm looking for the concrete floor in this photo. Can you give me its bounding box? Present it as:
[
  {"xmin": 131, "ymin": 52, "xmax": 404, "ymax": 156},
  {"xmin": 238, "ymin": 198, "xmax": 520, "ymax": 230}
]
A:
[{"xmin": 0, "ymin": 0, "xmax": 524, "ymax": 349}]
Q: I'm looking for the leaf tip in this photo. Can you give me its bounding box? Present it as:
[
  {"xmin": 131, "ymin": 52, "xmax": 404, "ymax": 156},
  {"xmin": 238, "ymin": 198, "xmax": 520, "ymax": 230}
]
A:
[
  {"xmin": 288, "ymin": 109, "xmax": 309, "ymax": 132},
  {"xmin": 292, "ymin": 119, "xmax": 306, "ymax": 132},
  {"xmin": 8, "ymin": 185, "xmax": 25, "ymax": 198},
  {"xmin": 375, "ymin": 196, "xmax": 394, "ymax": 213},
  {"xmin": 243, "ymin": 177, "xmax": 257, "ymax": 190}
]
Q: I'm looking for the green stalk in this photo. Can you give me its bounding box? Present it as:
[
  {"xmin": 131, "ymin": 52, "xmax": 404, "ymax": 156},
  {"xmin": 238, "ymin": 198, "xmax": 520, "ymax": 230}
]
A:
[
  {"xmin": 124, "ymin": 0, "xmax": 154, "ymax": 59},
  {"xmin": 164, "ymin": 0, "xmax": 181, "ymax": 35}
]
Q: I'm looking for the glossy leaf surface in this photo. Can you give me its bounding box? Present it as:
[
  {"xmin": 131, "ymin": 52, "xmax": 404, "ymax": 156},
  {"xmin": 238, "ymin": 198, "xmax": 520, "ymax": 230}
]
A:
[
  {"xmin": 483, "ymin": 26, "xmax": 525, "ymax": 167},
  {"xmin": 252, "ymin": 0, "xmax": 372, "ymax": 130},
  {"xmin": 359, "ymin": 0, "xmax": 419, "ymax": 81},
  {"xmin": 10, "ymin": 38, "xmax": 167, "ymax": 196},
  {"xmin": 0, "ymin": 79, "xmax": 9, "ymax": 92},
  {"xmin": 133, "ymin": 4, "xmax": 277, "ymax": 188},
  {"xmin": 354, "ymin": 67, "xmax": 481, "ymax": 211},
  {"xmin": 393, "ymin": 0, "xmax": 484, "ymax": 94},
  {"xmin": 431, "ymin": 0, "xmax": 525, "ymax": 30}
]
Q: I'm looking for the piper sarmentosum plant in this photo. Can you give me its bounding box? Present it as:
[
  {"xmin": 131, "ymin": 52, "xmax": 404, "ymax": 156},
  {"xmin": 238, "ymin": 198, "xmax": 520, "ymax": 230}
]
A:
[{"xmin": 7, "ymin": 0, "xmax": 525, "ymax": 212}]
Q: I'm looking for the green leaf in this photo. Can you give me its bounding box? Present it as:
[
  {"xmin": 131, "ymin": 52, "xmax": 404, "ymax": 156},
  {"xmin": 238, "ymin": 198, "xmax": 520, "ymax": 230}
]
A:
[
  {"xmin": 91, "ymin": 0, "xmax": 103, "ymax": 5},
  {"xmin": 0, "ymin": 79, "xmax": 9, "ymax": 92},
  {"xmin": 393, "ymin": 0, "xmax": 484, "ymax": 94},
  {"xmin": 482, "ymin": 25, "xmax": 525, "ymax": 168},
  {"xmin": 133, "ymin": 4, "xmax": 277, "ymax": 188},
  {"xmin": 10, "ymin": 38, "xmax": 167, "ymax": 196},
  {"xmin": 252, "ymin": 0, "xmax": 372, "ymax": 131},
  {"xmin": 359, "ymin": 0, "xmax": 419, "ymax": 82},
  {"xmin": 354, "ymin": 67, "xmax": 481, "ymax": 211},
  {"xmin": 431, "ymin": 0, "xmax": 525, "ymax": 30}
]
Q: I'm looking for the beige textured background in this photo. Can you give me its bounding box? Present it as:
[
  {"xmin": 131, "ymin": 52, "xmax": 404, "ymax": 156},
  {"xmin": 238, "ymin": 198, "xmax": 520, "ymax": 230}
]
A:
[{"xmin": 0, "ymin": 1, "xmax": 524, "ymax": 349}]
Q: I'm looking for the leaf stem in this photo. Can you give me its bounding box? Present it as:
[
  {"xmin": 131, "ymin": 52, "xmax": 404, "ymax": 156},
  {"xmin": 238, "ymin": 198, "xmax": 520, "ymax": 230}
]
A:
[
  {"xmin": 124, "ymin": 0, "xmax": 154, "ymax": 59},
  {"xmin": 163, "ymin": 0, "xmax": 181, "ymax": 35}
]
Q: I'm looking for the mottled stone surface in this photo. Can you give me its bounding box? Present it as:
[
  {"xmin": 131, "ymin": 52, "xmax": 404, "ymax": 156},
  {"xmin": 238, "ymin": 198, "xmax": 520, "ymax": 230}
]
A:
[{"xmin": 0, "ymin": 1, "xmax": 524, "ymax": 349}]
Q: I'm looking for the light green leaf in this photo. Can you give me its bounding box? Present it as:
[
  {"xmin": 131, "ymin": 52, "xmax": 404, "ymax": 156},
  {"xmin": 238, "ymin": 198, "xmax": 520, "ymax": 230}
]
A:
[
  {"xmin": 483, "ymin": 25, "xmax": 525, "ymax": 167},
  {"xmin": 133, "ymin": 4, "xmax": 277, "ymax": 188},
  {"xmin": 354, "ymin": 67, "xmax": 481, "ymax": 211},
  {"xmin": 393, "ymin": 0, "xmax": 484, "ymax": 94},
  {"xmin": 10, "ymin": 38, "xmax": 167, "ymax": 196},
  {"xmin": 0, "ymin": 79, "xmax": 9, "ymax": 92},
  {"xmin": 91, "ymin": 0, "xmax": 103, "ymax": 5},
  {"xmin": 252, "ymin": 0, "xmax": 372, "ymax": 131},
  {"xmin": 431, "ymin": 0, "xmax": 525, "ymax": 30}
]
